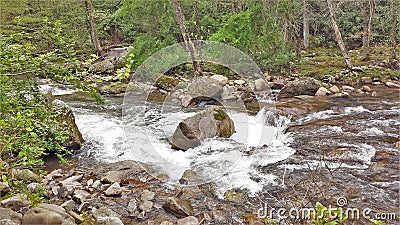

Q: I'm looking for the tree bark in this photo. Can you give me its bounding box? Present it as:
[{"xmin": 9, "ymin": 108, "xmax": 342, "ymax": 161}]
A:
[
  {"xmin": 195, "ymin": 0, "xmax": 201, "ymax": 39},
  {"xmin": 390, "ymin": 0, "xmax": 398, "ymax": 62},
  {"xmin": 362, "ymin": 0, "xmax": 374, "ymax": 59},
  {"xmin": 327, "ymin": 0, "xmax": 353, "ymax": 69},
  {"xmin": 85, "ymin": 0, "xmax": 103, "ymax": 56},
  {"xmin": 303, "ymin": 0, "xmax": 310, "ymax": 48},
  {"xmin": 171, "ymin": 0, "xmax": 201, "ymax": 74},
  {"xmin": 231, "ymin": 0, "xmax": 236, "ymax": 14}
]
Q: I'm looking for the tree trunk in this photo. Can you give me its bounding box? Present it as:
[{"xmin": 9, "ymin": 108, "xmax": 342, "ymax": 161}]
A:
[
  {"xmin": 171, "ymin": 0, "xmax": 201, "ymax": 74},
  {"xmin": 327, "ymin": 0, "xmax": 353, "ymax": 69},
  {"xmin": 231, "ymin": 0, "xmax": 236, "ymax": 14},
  {"xmin": 362, "ymin": 0, "xmax": 374, "ymax": 59},
  {"xmin": 195, "ymin": 0, "xmax": 201, "ymax": 39},
  {"xmin": 390, "ymin": 0, "xmax": 398, "ymax": 62},
  {"xmin": 303, "ymin": 0, "xmax": 310, "ymax": 48},
  {"xmin": 85, "ymin": 0, "xmax": 103, "ymax": 56}
]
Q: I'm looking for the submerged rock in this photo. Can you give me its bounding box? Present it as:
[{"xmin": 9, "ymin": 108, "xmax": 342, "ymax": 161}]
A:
[
  {"xmin": 171, "ymin": 106, "xmax": 235, "ymax": 151},
  {"xmin": 277, "ymin": 78, "xmax": 321, "ymax": 99}
]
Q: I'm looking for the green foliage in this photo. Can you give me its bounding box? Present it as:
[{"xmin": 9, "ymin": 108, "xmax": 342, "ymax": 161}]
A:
[
  {"xmin": 210, "ymin": 5, "xmax": 297, "ymax": 72},
  {"xmin": 0, "ymin": 76, "xmax": 71, "ymax": 168},
  {"xmin": 369, "ymin": 219, "xmax": 385, "ymax": 225},
  {"xmin": 310, "ymin": 202, "xmax": 347, "ymax": 225},
  {"xmin": 0, "ymin": 19, "xmax": 104, "ymax": 104}
]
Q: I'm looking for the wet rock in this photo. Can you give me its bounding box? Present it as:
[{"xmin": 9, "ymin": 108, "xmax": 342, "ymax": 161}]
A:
[
  {"xmin": 212, "ymin": 210, "xmax": 227, "ymax": 223},
  {"xmin": 177, "ymin": 216, "xmax": 198, "ymax": 225},
  {"xmin": 234, "ymin": 80, "xmax": 246, "ymax": 85},
  {"xmin": 277, "ymin": 78, "xmax": 321, "ymax": 99},
  {"xmin": 240, "ymin": 86, "xmax": 257, "ymax": 103},
  {"xmin": 67, "ymin": 210, "xmax": 85, "ymax": 223},
  {"xmin": 26, "ymin": 183, "xmax": 40, "ymax": 193},
  {"xmin": 360, "ymin": 77, "xmax": 372, "ymax": 84},
  {"xmin": 224, "ymin": 190, "xmax": 245, "ymax": 204},
  {"xmin": 0, "ymin": 208, "xmax": 22, "ymax": 224},
  {"xmin": 95, "ymin": 217, "xmax": 124, "ymax": 225},
  {"xmin": 271, "ymin": 79, "xmax": 285, "ymax": 89},
  {"xmin": 92, "ymin": 180, "xmax": 102, "ymax": 190},
  {"xmin": 254, "ymin": 78, "xmax": 268, "ymax": 91},
  {"xmin": 92, "ymin": 207, "xmax": 119, "ymax": 219},
  {"xmin": 52, "ymin": 99, "xmax": 84, "ymax": 150},
  {"xmin": 127, "ymin": 199, "xmax": 137, "ymax": 213},
  {"xmin": 155, "ymin": 75, "xmax": 180, "ymax": 92},
  {"xmin": 160, "ymin": 221, "xmax": 174, "ymax": 225},
  {"xmin": 63, "ymin": 174, "xmax": 83, "ymax": 183},
  {"xmin": 0, "ymin": 195, "xmax": 30, "ymax": 211},
  {"xmin": 22, "ymin": 208, "xmax": 63, "ymax": 225},
  {"xmin": 73, "ymin": 190, "xmax": 90, "ymax": 203},
  {"xmin": 361, "ymin": 85, "xmax": 371, "ymax": 92},
  {"xmin": 38, "ymin": 204, "xmax": 75, "ymax": 223},
  {"xmin": 186, "ymin": 77, "xmax": 224, "ymax": 99},
  {"xmin": 171, "ymin": 106, "xmax": 235, "ymax": 150},
  {"xmin": 0, "ymin": 183, "xmax": 10, "ymax": 197},
  {"xmin": 139, "ymin": 200, "xmax": 153, "ymax": 212},
  {"xmin": 315, "ymin": 87, "xmax": 331, "ymax": 96},
  {"xmin": 104, "ymin": 182, "xmax": 122, "ymax": 196},
  {"xmin": 101, "ymin": 171, "xmax": 125, "ymax": 184},
  {"xmin": 9, "ymin": 169, "xmax": 39, "ymax": 181},
  {"xmin": 211, "ymin": 75, "xmax": 229, "ymax": 85},
  {"xmin": 342, "ymin": 85, "xmax": 355, "ymax": 92},
  {"xmin": 141, "ymin": 190, "xmax": 155, "ymax": 201},
  {"xmin": 385, "ymin": 81, "xmax": 400, "ymax": 88},
  {"xmin": 163, "ymin": 197, "xmax": 193, "ymax": 217},
  {"xmin": 179, "ymin": 170, "xmax": 203, "ymax": 185},
  {"xmin": 61, "ymin": 200, "xmax": 76, "ymax": 212},
  {"xmin": 221, "ymin": 85, "xmax": 237, "ymax": 101},
  {"xmin": 22, "ymin": 204, "xmax": 75, "ymax": 225},
  {"xmin": 329, "ymin": 85, "xmax": 340, "ymax": 94}
]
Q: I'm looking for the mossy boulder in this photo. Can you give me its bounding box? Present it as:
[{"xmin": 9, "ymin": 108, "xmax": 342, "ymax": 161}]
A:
[
  {"xmin": 155, "ymin": 75, "xmax": 180, "ymax": 91},
  {"xmin": 171, "ymin": 106, "xmax": 235, "ymax": 151},
  {"xmin": 52, "ymin": 99, "xmax": 83, "ymax": 150}
]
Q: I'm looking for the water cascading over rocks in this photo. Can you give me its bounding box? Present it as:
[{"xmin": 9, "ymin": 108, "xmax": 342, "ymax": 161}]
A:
[{"xmin": 171, "ymin": 106, "xmax": 235, "ymax": 151}]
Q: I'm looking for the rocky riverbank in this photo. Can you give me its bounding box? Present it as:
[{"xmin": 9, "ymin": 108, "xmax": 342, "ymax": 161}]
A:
[{"xmin": 0, "ymin": 159, "xmax": 268, "ymax": 225}]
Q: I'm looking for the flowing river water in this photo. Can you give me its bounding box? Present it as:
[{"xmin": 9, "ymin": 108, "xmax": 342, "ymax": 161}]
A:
[{"xmin": 40, "ymin": 80, "xmax": 399, "ymax": 223}]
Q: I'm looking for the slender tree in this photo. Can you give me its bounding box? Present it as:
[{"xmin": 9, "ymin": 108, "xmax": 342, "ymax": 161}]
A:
[
  {"xmin": 303, "ymin": 0, "xmax": 310, "ymax": 48},
  {"xmin": 362, "ymin": 0, "xmax": 374, "ymax": 59},
  {"xmin": 327, "ymin": 0, "xmax": 353, "ymax": 69},
  {"xmin": 85, "ymin": 0, "xmax": 103, "ymax": 55},
  {"xmin": 195, "ymin": 0, "xmax": 201, "ymax": 39},
  {"xmin": 389, "ymin": 0, "xmax": 398, "ymax": 63},
  {"xmin": 171, "ymin": 0, "xmax": 201, "ymax": 74}
]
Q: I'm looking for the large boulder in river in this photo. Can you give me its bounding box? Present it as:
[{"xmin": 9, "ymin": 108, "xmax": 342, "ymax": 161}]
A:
[
  {"xmin": 52, "ymin": 99, "xmax": 83, "ymax": 150},
  {"xmin": 171, "ymin": 106, "xmax": 235, "ymax": 151},
  {"xmin": 277, "ymin": 78, "xmax": 321, "ymax": 99},
  {"xmin": 186, "ymin": 77, "xmax": 224, "ymax": 99}
]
